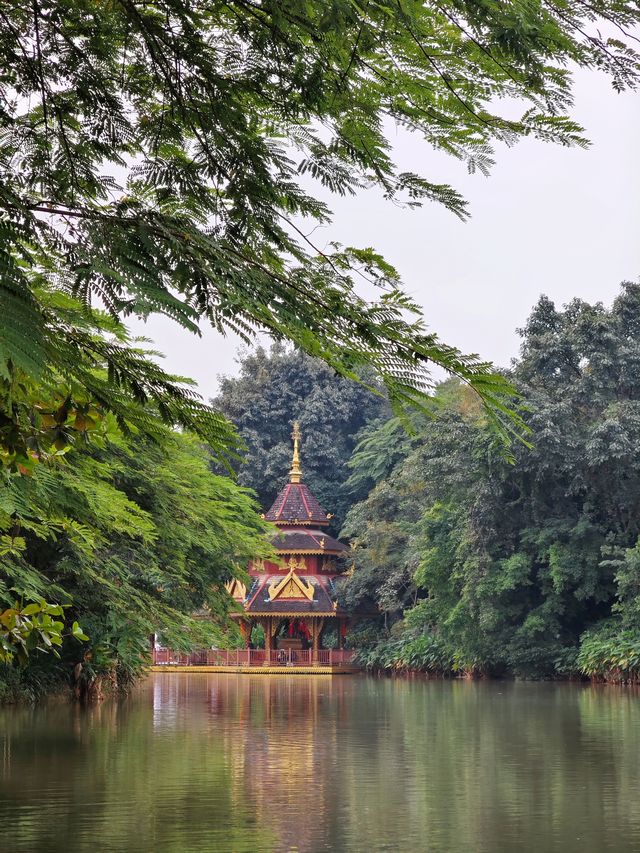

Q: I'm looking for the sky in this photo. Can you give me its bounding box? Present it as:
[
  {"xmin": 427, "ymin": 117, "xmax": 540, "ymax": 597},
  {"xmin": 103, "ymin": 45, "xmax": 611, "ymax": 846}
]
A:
[{"xmin": 128, "ymin": 68, "xmax": 640, "ymax": 401}]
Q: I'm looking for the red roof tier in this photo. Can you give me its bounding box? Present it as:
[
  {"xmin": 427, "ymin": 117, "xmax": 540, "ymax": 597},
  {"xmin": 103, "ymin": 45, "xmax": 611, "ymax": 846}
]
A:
[
  {"xmin": 234, "ymin": 424, "xmax": 361, "ymax": 628},
  {"xmin": 265, "ymin": 482, "xmax": 331, "ymax": 526}
]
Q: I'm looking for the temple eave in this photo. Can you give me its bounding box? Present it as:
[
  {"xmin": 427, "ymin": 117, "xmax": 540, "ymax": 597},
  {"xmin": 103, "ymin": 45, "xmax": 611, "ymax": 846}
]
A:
[
  {"xmin": 238, "ymin": 610, "xmax": 338, "ymax": 618},
  {"xmin": 273, "ymin": 549, "xmax": 344, "ymax": 555}
]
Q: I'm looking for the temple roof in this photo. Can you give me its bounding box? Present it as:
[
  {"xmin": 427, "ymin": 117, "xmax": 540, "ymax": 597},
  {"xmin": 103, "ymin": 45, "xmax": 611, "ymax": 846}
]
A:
[
  {"xmin": 243, "ymin": 573, "xmax": 338, "ymax": 616},
  {"xmin": 265, "ymin": 483, "xmax": 331, "ymax": 527},
  {"xmin": 274, "ymin": 528, "xmax": 347, "ymax": 554},
  {"xmin": 264, "ymin": 422, "xmax": 333, "ymax": 526}
]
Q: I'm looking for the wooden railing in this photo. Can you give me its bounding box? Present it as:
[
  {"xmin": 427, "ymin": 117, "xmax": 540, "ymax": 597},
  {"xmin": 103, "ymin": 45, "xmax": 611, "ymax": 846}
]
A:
[{"xmin": 152, "ymin": 647, "xmax": 356, "ymax": 667}]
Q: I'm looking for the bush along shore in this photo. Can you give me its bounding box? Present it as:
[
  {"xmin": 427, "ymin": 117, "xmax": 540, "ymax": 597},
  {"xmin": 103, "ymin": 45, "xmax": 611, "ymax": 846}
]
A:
[{"xmin": 351, "ymin": 627, "xmax": 640, "ymax": 685}]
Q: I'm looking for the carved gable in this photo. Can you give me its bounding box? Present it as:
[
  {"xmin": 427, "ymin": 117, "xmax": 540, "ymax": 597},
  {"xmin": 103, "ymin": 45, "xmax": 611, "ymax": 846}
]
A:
[
  {"xmin": 268, "ymin": 569, "xmax": 314, "ymax": 602},
  {"xmin": 225, "ymin": 579, "xmax": 247, "ymax": 601}
]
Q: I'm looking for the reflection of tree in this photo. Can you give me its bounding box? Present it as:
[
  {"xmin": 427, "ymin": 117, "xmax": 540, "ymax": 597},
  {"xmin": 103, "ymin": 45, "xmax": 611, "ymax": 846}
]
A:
[
  {"xmin": 0, "ymin": 678, "xmax": 276, "ymax": 853},
  {"xmin": 332, "ymin": 681, "xmax": 640, "ymax": 853}
]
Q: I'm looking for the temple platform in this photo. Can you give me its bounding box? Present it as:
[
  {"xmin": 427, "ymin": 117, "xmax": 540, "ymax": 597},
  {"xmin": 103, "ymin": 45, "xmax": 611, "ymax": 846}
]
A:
[
  {"xmin": 151, "ymin": 648, "xmax": 360, "ymax": 674},
  {"xmin": 150, "ymin": 665, "xmax": 359, "ymax": 674}
]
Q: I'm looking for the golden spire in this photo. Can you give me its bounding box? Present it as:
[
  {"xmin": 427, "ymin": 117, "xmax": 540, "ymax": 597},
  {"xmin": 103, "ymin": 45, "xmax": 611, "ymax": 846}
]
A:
[{"xmin": 289, "ymin": 420, "xmax": 302, "ymax": 483}]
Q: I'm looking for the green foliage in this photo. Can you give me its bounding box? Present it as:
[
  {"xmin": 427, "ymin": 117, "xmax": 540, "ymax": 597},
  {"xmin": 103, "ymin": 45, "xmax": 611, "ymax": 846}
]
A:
[
  {"xmin": 0, "ymin": 292, "xmax": 241, "ymax": 474},
  {"xmin": 344, "ymin": 416, "xmax": 413, "ymax": 498},
  {"xmin": 0, "ymin": 660, "xmax": 64, "ymax": 703},
  {"xmin": 578, "ymin": 623, "xmax": 640, "ymax": 683},
  {"xmin": 4, "ymin": 2, "xmax": 638, "ymax": 691},
  {"xmin": 2, "ymin": 2, "xmax": 640, "ymax": 693},
  {"xmin": 214, "ymin": 343, "xmax": 387, "ymax": 527},
  {"xmin": 338, "ymin": 380, "xmax": 484, "ymax": 620},
  {"xmin": 250, "ymin": 623, "xmax": 265, "ymax": 650},
  {"xmin": 0, "ymin": 599, "xmax": 87, "ymax": 665},
  {"xmin": 344, "ymin": 282, "xmax": 640, "ymax": 680},
  {"xmin": 356, "ymin": 627, "xmax": 453, "ymax": 674},
  {"xmin": 6, "ymin": 0, "xmax": 640, "ymax": 448},
  {"xmin": 0, "ymin": 419, "xmax": 272, "ymax": 696}
]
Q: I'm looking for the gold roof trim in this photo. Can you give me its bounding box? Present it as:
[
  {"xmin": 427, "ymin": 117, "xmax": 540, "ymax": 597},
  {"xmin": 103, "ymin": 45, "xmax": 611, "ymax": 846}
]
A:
[
  {"xmin": 229, "ymin": 609, "xmax": 341, "ymax": 618},
  {"xmin": 267, "ymin": 567, "xmax": 314, "ymax": 602},
  {"xmin": 273, "ymin": 549, "xmax": 342, "ymax": 555}
]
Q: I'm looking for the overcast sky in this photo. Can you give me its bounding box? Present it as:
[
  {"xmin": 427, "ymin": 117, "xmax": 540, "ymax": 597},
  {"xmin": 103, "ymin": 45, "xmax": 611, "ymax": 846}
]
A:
[{"xmin": 129, "ymin": 68, "xmax": 640, "ymax": 401}]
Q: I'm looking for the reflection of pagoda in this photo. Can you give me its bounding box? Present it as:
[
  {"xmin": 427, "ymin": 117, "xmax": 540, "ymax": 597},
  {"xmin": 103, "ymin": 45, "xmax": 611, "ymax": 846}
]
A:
[{"xmin": 228, "ymin": 422, "xmax": 351, "ymax": 661}]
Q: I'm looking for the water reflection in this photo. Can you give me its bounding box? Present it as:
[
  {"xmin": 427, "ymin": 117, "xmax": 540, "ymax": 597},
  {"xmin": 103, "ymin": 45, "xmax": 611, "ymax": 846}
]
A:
[{"xmin": 2, "ymin": 676, "xmax": 640, "ymax": 852}]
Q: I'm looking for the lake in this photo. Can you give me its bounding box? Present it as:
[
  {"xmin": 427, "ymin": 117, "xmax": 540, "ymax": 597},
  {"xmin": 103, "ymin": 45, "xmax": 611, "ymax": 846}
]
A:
[{"xmin": 2, "ymin": 674, "xmax": 640, "ymax": 852}]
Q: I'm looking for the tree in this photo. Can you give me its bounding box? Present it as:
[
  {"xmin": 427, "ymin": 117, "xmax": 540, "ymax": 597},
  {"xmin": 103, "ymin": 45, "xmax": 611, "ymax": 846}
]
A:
[
  {"xmin": 0, "ymin": 301, "xmax": 239, "ymax": 473},
  {"xmin": 213, "ymin": 344, "xmax": 388, "ymax": 528},
  {"xmin": 0, "ymin": 304, "xmax": 247, "ymax": 683},
  {"xmin": 1, "ymin": 417, "xmax": 271, "ymax": 698},
  {"xmin": 339, "ymin": 380, "xmax": 482, "ymax": 622},
  {"xmin": 344, "ymin": 283, "xmax": 640, "ymax": 679},
  {"xmin": 4, "ymin": 0, "xmax": 640, "ymax": 453}
]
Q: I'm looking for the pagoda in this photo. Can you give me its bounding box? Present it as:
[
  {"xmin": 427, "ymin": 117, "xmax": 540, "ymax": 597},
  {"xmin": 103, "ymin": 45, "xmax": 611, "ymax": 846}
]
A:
[{"xmin": 228, "ymin": 422, "xmax": 351, "ymax": 663}]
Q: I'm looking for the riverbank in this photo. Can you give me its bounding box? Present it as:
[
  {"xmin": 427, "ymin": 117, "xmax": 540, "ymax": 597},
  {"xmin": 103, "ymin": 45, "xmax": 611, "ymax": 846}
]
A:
[{"xmin": 1, "ymin": 664, "xmax": 637, "ymax": 707}]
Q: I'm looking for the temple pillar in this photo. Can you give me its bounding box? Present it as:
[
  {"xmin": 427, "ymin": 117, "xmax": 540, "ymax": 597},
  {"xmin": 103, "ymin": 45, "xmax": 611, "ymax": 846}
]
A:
[
  {"xmin": 264, "ymin": 617, "xmax": 274, "ymax": 654},
  {"xmin": 310, "ymin": 618, "xmax": 325, "ymax": 663},
  {"xmin": 238, "ymin": 619, "xmax": 251, "ymax": 648}
]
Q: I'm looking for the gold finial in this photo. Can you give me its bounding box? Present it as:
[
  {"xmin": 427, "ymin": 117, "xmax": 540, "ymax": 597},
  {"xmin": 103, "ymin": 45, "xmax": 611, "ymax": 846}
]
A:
[{"xmin": 290, "ymin": 420, "xmax": 302, "ymax": 483}]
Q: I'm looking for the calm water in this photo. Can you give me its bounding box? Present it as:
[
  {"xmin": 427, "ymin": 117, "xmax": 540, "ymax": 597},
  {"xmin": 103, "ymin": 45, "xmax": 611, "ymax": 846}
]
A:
[{"xmin": 2, "ymin": 675, "xmax": 640, "ymax": 853}]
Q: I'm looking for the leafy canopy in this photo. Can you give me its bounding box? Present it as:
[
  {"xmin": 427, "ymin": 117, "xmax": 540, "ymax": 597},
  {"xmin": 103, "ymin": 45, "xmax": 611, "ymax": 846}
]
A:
[
  {"xmin": 1, "ymin": 414, "xmax": 272, "ymax": 689},
  {"xmin": 0, "ymin": 297, "xmax": 239, "ymax": 473},
  {"xmin": 3, "ymin": 0, "xmax": 640, "ymax": 450},
  {"xmin": 342, "ymin": 284, "xmax": 640, "ymax": 680}
]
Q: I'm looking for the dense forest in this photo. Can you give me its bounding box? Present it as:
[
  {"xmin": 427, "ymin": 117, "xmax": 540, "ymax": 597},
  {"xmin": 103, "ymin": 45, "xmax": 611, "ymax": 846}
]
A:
[
  {"xmin": 220, "ymin": 283, "xmax": 640, "ymax": 684},
  {"xmin": 348, "ymin": 283, "xmax": 640, "ymax": 682}
]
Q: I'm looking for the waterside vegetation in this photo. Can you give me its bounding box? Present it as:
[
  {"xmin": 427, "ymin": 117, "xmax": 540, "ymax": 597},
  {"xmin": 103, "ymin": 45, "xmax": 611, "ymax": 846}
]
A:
[
  {"xmin": 1, "ymin": 416, "xmax": 271, "ymax": 702},
  {"xmin": 341, "ymin": 284, "xmax": 640, "ymax": 685}
]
